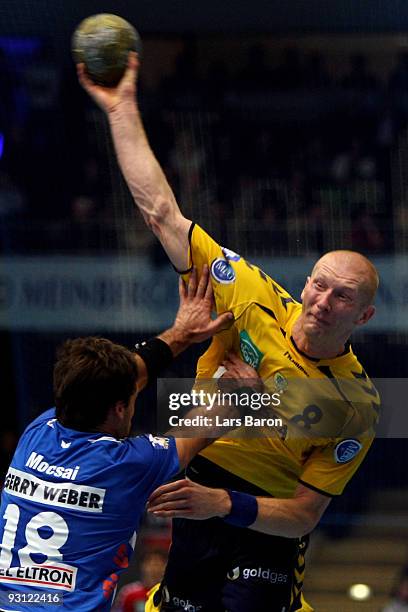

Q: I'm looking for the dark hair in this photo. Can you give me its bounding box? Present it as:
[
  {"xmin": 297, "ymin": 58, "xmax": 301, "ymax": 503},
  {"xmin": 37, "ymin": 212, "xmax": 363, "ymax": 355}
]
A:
[{"xmin": 54, "ymin": 337, "xmax": 138, "ymax": 431}]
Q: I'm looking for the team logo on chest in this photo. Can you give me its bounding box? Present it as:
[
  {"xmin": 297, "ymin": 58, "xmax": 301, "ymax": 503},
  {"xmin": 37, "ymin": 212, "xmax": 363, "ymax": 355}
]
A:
[
  {"xmin": 239, "ymin": 330, "xmax": 264, "ymax": 370},
  {"xmin": 273, "ymin": 372, "xmax": 288, "ymax": 394}
]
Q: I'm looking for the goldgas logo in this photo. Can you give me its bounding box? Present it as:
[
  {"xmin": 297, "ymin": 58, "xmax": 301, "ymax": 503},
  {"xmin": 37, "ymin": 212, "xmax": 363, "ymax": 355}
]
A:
[
  {"xmin": 334, "ymin": 439, "xmax": 362, "ymax": 464},
  {"xmin": 242, "ymin": 567, "xmax": 288, "ymax": 584},
  {"xmin": 239, "ymin": 331, "xmax": 264, "ymax": 370},
  {"xmin": 226, "ymin": 566, "xmax": 288, "ymax": 584}
]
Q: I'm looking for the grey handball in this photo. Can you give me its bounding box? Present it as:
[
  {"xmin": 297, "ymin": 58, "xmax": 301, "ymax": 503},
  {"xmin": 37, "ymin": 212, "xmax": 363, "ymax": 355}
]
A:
[{"xmin": 72, "ymin": 14, "xmax": 142, "ymax": 87}]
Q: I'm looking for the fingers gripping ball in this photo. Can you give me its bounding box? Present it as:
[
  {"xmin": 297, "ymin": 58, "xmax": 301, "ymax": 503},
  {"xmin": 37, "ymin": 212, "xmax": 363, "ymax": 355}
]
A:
[{"xmin": 72, "ymin": 13, "xmax": 142, "ymax": 87}]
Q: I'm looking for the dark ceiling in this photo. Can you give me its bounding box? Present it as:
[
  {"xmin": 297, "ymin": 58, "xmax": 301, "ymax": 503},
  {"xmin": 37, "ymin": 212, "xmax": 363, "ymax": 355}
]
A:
[{"xmin": 1, "ymin": 0, "xmax": 408, "ymax": 37}]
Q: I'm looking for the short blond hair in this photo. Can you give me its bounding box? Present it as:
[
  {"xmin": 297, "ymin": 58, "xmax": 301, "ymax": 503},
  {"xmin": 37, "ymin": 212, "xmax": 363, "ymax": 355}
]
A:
[{"xmin": 312, "ymin": 250, "xmax": 379, "ymax": 306}]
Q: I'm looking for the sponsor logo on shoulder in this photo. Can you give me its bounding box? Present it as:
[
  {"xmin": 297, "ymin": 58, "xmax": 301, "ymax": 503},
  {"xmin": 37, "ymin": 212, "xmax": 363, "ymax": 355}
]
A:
[
  {"xmin": 334, "ymin": 439, "xmax": 363, "ymax": 464},
  {"xmin": 148, "ymin": 434, "xmax": 170, "ymax": 450},
  {"xmin": 210, "ymin": 258, "xmax": 236, "ymax": 284},
  {"xmin": 221, "ymin": 247, "xmax": 241, "ymax": 262},
  {"xmin": 239, "ymin": 330, "xmax": 264, "ymax": 370}
]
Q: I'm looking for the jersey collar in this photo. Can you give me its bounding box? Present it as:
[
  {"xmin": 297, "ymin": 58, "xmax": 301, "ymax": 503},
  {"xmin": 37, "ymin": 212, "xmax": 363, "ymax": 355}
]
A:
[{"xmin": 290, "ymin": 334, "xmax": 351, "ymax": 362}]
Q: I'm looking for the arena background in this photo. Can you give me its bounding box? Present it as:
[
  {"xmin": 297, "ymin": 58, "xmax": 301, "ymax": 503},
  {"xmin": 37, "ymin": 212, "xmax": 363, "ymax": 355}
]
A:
[{"xmin": 0, "ymin": 1, "xmax": 407, "ymax": 610}]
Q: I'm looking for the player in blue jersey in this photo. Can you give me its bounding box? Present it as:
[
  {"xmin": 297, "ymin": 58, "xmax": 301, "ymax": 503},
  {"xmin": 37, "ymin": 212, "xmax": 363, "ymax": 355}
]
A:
[{"xmin": 0, "ymin": 268, "xmax": 249, "ymax": 611}]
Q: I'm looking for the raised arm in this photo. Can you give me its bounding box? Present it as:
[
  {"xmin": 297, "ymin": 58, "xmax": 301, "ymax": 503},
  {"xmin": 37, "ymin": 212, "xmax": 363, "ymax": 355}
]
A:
[{"xmin": 77, "ymin": 53, "xmax": 191, "ymax": 270}]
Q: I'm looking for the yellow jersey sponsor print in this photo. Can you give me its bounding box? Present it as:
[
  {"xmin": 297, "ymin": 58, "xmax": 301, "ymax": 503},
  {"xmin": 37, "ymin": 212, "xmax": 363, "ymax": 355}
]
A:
[{"xmin": 183, "ymin": 224, "xmax": 380, "ymax": 498}]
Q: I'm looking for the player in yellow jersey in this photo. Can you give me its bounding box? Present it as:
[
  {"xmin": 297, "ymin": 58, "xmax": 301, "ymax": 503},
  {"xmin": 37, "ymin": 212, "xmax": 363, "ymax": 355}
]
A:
[{"xmin": 78, "ymin": 54, "xmax": 380, "ymax": 612}]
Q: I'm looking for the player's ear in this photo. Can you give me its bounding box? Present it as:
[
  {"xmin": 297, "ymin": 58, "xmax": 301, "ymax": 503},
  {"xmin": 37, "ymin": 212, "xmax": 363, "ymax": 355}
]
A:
[
  {"xmin": 301, "ymin": 276, "xmax": 311, "ymax": 301},
  {"xmin": 355, "ymin": 305, "xmax": 375, "ymax": 326}
]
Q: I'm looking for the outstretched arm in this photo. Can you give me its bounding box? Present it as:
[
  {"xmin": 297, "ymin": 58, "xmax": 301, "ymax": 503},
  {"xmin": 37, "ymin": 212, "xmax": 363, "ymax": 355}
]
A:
[
  {"xmin": 147, "ymin": 479, "xmax": 330, "ymax": 538},
  {"xmin": 77, "ymin": 53, "xmax": 191, "ymax": 270}
]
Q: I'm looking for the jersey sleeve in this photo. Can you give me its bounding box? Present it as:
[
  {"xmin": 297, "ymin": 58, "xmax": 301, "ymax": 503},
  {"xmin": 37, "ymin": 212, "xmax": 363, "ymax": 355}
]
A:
[
  {"xmin": 128, "ymin": 434, "xmax": 180, "ymax": 494},
  {"xmin": 298, "ymin": 434, "xmax": 374, "ymax": 497},
  {"xmin": 184, "ymin": 223, "xmax": 299, "ymax": 326}
]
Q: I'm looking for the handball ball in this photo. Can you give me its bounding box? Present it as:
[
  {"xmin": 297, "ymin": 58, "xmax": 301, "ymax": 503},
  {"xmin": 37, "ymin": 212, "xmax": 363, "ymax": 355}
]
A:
[{"xmin": 72, "ymin": 14, "xmax": 142, "ymax": 87}]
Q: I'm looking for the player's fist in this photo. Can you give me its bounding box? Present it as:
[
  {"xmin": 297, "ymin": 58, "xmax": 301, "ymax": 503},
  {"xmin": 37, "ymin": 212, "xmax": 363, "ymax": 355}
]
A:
[{"xmin": 77, "ymin": 51, "xmax": 139, "ymax": 115}]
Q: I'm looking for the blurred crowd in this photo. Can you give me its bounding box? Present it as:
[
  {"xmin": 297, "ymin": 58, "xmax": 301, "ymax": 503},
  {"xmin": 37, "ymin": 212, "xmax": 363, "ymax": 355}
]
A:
[{"xmin": 1, "ymin": 37, "xmax": 408, "ymax": 256}]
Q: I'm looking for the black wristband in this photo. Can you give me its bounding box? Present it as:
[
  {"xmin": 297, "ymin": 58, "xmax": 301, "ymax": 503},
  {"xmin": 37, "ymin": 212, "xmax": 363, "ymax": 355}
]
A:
[{"xmin": 134, "ymin": 337, "xmax": 174, "ymax": 381}]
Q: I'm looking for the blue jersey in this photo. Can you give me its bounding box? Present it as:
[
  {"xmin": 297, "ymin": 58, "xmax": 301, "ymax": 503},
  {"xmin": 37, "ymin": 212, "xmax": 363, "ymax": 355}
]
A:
[{"xmin": 0, "ymin": 409, "xmax": 179, "ymax": 611}]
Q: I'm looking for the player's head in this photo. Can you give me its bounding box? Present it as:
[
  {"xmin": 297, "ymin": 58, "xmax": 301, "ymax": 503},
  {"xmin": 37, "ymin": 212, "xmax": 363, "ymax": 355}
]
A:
[
  {"xmin": 301, "ymin": 250, "xmax": 378, "ymax": 342},
  {"xmin": 54, "ymin": 337, "xmax": 138, "ymax": 437}
]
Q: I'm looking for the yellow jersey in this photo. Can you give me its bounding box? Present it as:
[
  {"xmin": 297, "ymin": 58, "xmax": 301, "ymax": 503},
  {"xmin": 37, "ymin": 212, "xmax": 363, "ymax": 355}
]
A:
[{"xmin": 183, "ymin": 223, "xmax": 380, "ymax": 498}]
